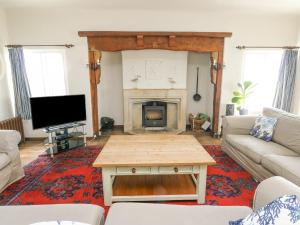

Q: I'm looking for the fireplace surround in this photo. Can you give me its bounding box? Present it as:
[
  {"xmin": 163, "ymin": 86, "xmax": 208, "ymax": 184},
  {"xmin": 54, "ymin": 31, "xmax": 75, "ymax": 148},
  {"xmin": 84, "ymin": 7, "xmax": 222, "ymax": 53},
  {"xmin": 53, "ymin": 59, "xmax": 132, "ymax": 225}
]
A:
[
  {"xmin": 123, "ymin": 89, "xmax": 187, "ymax": 134},
  {"xmin": 79, "ymin": 31, "xmax": 232, "ymax": 136}
]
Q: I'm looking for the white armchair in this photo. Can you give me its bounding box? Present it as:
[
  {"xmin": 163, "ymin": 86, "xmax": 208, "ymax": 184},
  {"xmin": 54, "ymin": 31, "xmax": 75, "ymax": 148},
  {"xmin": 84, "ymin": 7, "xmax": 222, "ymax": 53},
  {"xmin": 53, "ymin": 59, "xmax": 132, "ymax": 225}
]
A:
[{"xmin": 0, "ymin": 130, "xmax": 24, "ymax": 192}]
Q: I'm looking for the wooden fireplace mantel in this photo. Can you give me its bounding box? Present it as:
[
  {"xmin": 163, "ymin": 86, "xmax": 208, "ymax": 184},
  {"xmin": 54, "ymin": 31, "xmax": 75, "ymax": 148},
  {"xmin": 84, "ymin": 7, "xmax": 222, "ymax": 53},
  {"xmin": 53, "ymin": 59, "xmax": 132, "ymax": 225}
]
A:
[{"xmin": 78, "ymin": 31, "xmax": 232, "ymax": 136}]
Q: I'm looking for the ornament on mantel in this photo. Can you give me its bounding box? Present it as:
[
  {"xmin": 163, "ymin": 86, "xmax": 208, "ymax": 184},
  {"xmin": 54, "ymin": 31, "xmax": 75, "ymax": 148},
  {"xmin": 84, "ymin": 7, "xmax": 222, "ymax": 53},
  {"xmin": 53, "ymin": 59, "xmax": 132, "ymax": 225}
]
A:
[
  {"xmin": 168, "ymin": 77, "xmax": 176, "ymax": 89},
  {"xmin": 131, "ymin": 75, "xmax": 141, "ymax": 89}
]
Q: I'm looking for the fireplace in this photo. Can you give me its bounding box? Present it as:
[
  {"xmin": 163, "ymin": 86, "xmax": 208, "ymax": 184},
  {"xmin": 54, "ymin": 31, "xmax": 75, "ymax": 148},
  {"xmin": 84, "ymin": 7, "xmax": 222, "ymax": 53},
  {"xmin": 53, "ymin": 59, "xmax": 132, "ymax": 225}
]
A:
[
  {"xmin": 142, "ymin": 101, "xmax": 167, "ymax": 127},
  {"xmin": 123, "ymin": 89, "xmax": 186, "ymax": 133}
]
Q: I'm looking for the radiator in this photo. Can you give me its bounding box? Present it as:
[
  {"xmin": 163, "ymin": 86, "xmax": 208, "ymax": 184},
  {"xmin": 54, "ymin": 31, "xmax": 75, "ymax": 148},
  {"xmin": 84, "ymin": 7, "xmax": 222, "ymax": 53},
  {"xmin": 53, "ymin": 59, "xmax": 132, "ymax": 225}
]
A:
[{"xmin": 0, "ymin": 116, "xmax": 25, "ymax": 143}]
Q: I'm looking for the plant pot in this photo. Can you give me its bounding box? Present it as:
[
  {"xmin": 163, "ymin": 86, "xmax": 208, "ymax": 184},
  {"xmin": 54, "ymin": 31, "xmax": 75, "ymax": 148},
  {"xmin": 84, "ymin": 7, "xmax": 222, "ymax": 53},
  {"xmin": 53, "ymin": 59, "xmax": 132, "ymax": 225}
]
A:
[
  {"xmin": 239, "ymin": 108, "xmax": 248, "ymax": 115},
  {"xmin": 188, "ymin": 113, "xmax": 210, "ymax": 130}
]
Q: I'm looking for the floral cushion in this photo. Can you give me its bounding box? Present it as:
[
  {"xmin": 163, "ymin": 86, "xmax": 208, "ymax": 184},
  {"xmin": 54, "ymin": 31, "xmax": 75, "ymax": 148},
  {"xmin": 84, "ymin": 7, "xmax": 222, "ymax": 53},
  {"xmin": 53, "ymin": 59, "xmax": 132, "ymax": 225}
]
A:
[
  {"xmin": 229, "ymin": 195, "xmax": 300, "ymax": 225},
  {"xmin": 250, "ymin": 116, "xmax": 278, "ymax": 142}
]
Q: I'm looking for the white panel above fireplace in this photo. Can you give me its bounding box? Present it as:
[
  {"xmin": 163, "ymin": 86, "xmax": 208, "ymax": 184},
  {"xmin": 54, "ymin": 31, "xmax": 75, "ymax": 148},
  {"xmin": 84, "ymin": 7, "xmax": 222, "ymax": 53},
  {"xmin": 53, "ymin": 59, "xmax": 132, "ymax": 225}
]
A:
[{"xmin": 122, "ymin": 50, "xmax": 188, "ymax": 89}]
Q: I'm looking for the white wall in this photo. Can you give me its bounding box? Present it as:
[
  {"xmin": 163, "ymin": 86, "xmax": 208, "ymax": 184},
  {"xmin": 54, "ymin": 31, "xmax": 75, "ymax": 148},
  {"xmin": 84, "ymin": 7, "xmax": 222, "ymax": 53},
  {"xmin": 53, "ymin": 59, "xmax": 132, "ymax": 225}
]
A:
[
  {"xmin": 4, "ymin": 8, "xmax": 298, "ymax": 136},
  {"xmin": 122, "ymin": 50, "xmax": 188, "ymax": 89},
  {"xmin": 291, "ymin": 22, "xmax": 300, "ymax": 114},
  {"xmin": 186, "ymin": 52, "xmax": 214, "ymax": 123},
  {"xmin": 0, "ymin": 9, "xmax": 13, "ymax": 120},
  {"xmin": 99, "ymin": 52, "xmax": 123, "ymax": 125}
]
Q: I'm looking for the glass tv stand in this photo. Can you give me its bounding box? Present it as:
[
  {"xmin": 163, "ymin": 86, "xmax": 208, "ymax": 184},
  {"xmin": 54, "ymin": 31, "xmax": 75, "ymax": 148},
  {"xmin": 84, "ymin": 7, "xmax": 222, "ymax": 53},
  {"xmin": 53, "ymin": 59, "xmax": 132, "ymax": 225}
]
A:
[{"xmin": 43, "ymin": 122, "xmax": 87, "ymax": 157}]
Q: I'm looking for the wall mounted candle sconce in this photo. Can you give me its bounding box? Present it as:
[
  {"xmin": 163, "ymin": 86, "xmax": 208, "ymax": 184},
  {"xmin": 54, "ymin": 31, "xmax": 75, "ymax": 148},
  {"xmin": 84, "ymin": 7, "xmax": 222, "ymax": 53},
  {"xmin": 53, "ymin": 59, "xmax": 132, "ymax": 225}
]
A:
[
  {"xmin": 210, "ymin": 56, "xmax": 225, "ymax": 71},
  {"xmin": 87, "ymin": 50, "xmax": 102, "ymax": 84},
  {"xmin": 87, "ymin": 50, "xmax": 102, "ymax": 71},
  {"xmin": 210, "ymin": 52, "xmax": 225, "ymax": 85},
  {"xmin": 88, "ymin": 59, "xmax": 101, "ymax": 71}
]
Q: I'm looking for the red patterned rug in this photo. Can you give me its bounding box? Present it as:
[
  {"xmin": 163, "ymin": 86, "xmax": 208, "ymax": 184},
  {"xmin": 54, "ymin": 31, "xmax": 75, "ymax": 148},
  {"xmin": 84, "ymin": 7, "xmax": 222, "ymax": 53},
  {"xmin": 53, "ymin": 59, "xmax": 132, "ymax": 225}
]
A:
[{"xmin": 0, "ymin": 145, "xmax": 257, "ymax": 213}]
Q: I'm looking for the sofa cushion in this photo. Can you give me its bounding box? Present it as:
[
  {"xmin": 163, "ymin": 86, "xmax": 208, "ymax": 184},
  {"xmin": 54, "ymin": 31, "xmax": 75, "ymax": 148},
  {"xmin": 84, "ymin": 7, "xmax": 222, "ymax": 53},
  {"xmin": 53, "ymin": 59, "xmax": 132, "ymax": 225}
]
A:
[
  {"xmin": 105, "ymin": 203, "xmax": 252, "ymax": 225},
  {"xmin": 250, "ymin": 116, "xmax": 278, "ymax": 141},
  {"xmin": 263, "ymin": 107, "xmax": 300, "ymax": 154},
  {"xmin": 229, "ymin": 195, "xmax": 300, "ymax": 225},
  {"xmin": 262, "ymin": 155, "xmax": 300, "ymax": 186},
  {"xmin": 0, "ymin": 204, "xmax": 104, "ymax": 225},
  {"xmin": 226, "ymin": 135, "xmax": 298, "ymax": 164},
  {"xmin": 0, "ymin": 153, "xmax": 11, "ymax": 170}
]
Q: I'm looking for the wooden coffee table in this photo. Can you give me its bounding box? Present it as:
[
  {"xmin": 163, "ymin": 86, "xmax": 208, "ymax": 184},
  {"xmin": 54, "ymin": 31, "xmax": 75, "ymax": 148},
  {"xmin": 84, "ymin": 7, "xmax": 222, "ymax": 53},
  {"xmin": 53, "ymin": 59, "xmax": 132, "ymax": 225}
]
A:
[{"xmin": 93, "ymin": 135, "xmax": 216, "ymax": 206}]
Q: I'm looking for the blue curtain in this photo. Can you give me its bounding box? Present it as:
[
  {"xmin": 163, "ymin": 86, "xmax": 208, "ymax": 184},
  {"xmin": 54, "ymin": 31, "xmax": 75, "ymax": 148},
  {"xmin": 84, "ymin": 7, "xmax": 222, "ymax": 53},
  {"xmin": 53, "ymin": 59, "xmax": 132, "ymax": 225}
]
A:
[
  {"xmin": 8, "ymin": 47, "xmax": 32, "ymax": 119},
  {"xmin": 273, "ymin": 49, "xmax": 298, "ymax": 112}
]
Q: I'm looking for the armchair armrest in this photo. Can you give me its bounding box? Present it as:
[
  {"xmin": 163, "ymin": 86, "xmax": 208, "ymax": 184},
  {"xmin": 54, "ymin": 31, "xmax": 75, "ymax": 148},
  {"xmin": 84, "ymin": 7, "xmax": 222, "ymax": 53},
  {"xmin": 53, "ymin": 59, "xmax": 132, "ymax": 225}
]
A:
[
  {"xmin": 253, "ymin": 176, "xmax": 300, "ymax": 210},
  {"xmin": 222, "ymin": 115, "xmax": 257, "ymax": 137},
  {"xmin": 0, "ymin": 130, "xmax": 21, "ymax": 157}
]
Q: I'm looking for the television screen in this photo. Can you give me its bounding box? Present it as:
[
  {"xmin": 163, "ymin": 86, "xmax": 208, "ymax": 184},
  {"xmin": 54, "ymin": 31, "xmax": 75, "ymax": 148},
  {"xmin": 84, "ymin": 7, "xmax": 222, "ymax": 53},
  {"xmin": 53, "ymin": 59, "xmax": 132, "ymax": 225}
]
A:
[{"xmin": 30, "ymin": 95, "xmax": 87, "ymax": 129}]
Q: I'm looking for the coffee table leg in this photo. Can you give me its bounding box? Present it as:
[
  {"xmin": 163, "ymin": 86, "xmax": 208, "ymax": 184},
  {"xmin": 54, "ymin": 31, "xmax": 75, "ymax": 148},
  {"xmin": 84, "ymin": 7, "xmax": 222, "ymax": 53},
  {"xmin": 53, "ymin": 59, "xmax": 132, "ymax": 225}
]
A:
[
  {"xmin": 197, "ymin": 165, "xmax": 207, "ymax": 204},
  {"xmin": 102, "ymin": 167, "xmax": 113, "ymax": 206}
]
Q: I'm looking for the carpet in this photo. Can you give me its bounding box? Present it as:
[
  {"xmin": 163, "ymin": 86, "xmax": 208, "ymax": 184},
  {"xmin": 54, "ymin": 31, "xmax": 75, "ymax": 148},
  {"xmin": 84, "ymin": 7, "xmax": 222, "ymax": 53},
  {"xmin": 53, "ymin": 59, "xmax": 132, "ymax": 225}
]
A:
[{"xmin": 0, "ymin": 145, "xmax": 257, "ymax": 213}]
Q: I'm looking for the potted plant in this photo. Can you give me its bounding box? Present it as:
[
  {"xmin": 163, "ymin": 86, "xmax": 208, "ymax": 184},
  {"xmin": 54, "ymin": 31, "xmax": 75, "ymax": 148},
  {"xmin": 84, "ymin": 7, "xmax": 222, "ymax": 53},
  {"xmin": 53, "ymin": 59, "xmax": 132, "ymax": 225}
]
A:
[
  {"xmin": 231, "ymin": 81, "xmax": 255, "ymax": 115},
  {"xmin": 189, "ymin": 113, "xmax": 210, "ymax": 130}
]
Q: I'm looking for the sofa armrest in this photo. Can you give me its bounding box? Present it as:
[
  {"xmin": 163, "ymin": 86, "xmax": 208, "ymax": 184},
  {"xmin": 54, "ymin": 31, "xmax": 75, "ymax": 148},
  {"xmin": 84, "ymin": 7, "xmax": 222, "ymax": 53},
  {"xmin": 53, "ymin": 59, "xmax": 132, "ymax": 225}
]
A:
[
  {"xmin": 253, "ymin": 176, "xmax": 300, "ymax": 211},
  {"xmin": 0, "ymin": 130, "xmax": 21, "ymax": 156},
  {"xmin": 222, "ymin": 115, "xmax": 257, "ymax": 137}
]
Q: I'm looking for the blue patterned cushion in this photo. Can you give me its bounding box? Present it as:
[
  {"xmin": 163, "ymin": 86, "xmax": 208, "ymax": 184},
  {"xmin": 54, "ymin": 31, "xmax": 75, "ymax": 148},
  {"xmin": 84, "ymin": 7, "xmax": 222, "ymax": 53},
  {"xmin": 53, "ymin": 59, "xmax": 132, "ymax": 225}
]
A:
[
  {"xmin": 250, "ymin": 116, "xmax": 278, "ymax": 142},
  {"xmin": 229, "ymin": 195, "xmax": 300, "ymax": 225}
]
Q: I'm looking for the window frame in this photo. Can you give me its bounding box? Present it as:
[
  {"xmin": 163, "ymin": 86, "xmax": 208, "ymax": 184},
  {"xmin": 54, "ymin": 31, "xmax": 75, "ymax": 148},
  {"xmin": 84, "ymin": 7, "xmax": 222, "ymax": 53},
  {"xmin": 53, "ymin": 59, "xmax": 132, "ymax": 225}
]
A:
[
  {"xmin": 240, "ymin": 49, "xmax": 283, "ymax": 114},
  {"xmin": 23, "ymin": 48, "xmax": 69, "ymax": 97}
]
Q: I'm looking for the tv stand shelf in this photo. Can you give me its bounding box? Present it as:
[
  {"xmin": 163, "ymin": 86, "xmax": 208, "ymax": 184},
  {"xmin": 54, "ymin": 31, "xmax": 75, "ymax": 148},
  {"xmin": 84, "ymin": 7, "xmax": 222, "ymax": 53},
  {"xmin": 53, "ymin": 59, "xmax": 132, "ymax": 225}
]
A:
[{"xmin": 43, "ymin": 123, "xmax": 87, "ymax": 157}]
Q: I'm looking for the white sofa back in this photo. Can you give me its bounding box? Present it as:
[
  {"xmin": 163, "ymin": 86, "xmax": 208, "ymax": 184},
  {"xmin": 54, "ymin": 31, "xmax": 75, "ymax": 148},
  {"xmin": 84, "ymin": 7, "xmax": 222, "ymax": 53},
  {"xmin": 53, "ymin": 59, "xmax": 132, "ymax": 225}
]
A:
[
  {"xmin": 263, "ymin": 107, "xmax": 300, "ymax": 154},
  {"xmin": 253, "ymin": 176, "xmax": 300, "ymax": 210}
]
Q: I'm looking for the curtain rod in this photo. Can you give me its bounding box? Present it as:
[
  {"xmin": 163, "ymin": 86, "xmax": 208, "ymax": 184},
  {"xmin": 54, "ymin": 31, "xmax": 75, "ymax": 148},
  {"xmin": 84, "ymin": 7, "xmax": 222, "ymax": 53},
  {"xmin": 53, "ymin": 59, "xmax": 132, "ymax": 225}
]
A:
[
  {"xmin": 5, "ymin": 44, "xmax": 74, "ymax": 48},
  {"xmin": 236, "ymin": 45, "xmax": 299, "ymax": 50}
]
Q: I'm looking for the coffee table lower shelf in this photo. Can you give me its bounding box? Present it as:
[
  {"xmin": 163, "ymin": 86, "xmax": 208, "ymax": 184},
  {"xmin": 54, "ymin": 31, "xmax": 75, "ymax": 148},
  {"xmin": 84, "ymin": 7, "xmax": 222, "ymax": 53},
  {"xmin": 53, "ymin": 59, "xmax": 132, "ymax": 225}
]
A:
[
  {"xmin": 112, "ymin": 174, "xmax": 198, "ymax": 202},
  {"xmin": 101, "ymin": 165, "xmax": 208, "ymax": 206}
]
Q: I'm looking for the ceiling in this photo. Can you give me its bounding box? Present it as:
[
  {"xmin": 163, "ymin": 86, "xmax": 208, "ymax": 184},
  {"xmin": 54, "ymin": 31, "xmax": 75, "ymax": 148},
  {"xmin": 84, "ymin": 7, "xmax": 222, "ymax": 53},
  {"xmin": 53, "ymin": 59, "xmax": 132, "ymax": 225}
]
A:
[{"xmin": 0, "ymin": 0, "xmax": 300, "ymax": 15}]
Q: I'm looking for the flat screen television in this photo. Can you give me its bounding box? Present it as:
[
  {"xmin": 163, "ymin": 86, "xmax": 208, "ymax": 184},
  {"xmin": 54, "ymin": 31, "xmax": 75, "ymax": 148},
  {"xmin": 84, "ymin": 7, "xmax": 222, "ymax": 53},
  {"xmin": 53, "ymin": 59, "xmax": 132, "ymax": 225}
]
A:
[{"xmin": 30, "ymin": 95, "xmax": 87, "ymax": 129}]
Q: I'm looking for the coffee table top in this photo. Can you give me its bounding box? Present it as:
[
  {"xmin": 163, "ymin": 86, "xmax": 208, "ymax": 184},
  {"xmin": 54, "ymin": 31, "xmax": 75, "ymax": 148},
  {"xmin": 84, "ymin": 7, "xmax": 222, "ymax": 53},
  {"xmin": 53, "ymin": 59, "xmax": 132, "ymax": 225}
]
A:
[{"xmin": 93, "ymin": 135, "xmax": 216, "ymax": 167}]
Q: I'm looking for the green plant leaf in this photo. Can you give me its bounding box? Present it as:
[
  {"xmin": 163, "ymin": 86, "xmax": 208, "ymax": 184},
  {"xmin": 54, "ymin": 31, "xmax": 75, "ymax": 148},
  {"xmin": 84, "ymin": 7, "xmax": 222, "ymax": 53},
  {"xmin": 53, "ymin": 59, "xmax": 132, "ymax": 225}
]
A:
[
  {"xmin": 233, "ymin": 91, "xmax": 243, "ymax": 96},
  {"xmin": 232, "ymin": 97, "xmax": 241, "ymax": 104},
  {"xmin": 243, "ymin": 81, "xmax": 253, "ymax": 90},
  {"xmin": 232, "ymin": 81, "xmax": 255, "ymax": 107}
]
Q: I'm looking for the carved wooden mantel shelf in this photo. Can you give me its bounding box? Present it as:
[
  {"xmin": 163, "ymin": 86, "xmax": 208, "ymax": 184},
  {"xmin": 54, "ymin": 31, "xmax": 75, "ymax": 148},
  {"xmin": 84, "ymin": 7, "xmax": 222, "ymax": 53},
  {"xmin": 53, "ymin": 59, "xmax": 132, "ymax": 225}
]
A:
[
  {"xmin": 78, "ymin": 31, "xmax": 232, "ymax": 136},
  {"xmin": 79, "ymin": 31, "xmax": 232, "ymax": 52}
]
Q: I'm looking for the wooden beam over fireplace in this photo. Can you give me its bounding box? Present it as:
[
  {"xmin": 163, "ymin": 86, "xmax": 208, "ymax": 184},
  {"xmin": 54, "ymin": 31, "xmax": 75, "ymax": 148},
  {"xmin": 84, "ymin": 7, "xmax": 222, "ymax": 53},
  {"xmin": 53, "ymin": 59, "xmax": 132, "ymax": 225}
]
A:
[
  {"xmin": 78, "ymin": 31, "xmax": 232, "ymax": 37},
  {"xmin": 78, "ymin": 31, "xmax": 232, "ymax": 136}
]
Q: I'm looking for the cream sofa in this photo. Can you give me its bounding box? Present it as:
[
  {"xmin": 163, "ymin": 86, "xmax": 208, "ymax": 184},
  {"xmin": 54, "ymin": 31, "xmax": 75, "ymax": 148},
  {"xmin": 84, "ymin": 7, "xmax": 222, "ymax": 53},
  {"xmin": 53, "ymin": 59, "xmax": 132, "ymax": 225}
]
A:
[
  {"xmin": 0, "ymin": 130, "xmax": 24, "ymax": 192},
  {"xmin": 104, "ymin": 176, "xmax": 300, "ymax": 225},
  {"xmin": 0, "ymin": 177, "xmax": 298, "ymax": 225},
  {"xmin": 0, "ymin": 204, "xmax": 105, "ymax": 225},
  {"xmin": 222, "ymin": 107, "xmax": 300, "ymax": 185}
]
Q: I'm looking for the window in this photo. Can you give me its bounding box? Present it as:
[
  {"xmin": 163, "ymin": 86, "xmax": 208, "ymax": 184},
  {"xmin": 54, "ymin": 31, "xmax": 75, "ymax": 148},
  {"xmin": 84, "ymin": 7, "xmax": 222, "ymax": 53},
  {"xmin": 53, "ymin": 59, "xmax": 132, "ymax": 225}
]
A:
[
  {"xmin": 242, "ymin": 50, "xmax": 283, "ymax": 113},
  {"xmin": 24, "ymin": 49, "xmax": 67, "ymax": 97}
]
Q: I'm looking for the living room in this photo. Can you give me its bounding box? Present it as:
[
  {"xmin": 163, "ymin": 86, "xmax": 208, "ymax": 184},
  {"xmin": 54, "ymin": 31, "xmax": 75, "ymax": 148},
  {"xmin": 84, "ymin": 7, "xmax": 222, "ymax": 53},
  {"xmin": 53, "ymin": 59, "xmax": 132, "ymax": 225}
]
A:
[{"xmin": 0, "ymin": 1, "xmax": 300, "ymax": 225}]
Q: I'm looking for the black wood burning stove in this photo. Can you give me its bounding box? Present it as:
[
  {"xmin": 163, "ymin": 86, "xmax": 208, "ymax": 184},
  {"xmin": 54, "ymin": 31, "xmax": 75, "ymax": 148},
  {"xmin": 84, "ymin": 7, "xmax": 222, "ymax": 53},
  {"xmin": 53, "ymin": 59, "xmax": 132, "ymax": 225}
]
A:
[{"xmin": 142, "ymin": 101, "xmax": 167, "ymax": 127}]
